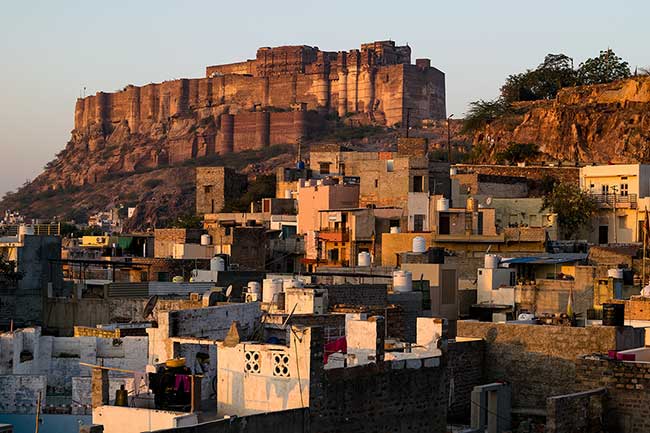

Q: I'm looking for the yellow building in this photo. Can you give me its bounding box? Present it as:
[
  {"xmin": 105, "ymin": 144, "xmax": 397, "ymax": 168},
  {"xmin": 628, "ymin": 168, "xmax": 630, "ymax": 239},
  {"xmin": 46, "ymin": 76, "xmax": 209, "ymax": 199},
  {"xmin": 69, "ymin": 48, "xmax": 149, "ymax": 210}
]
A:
[{"xmin": 579, "ymin": 164, "xmax": 650, "ymax": 244}]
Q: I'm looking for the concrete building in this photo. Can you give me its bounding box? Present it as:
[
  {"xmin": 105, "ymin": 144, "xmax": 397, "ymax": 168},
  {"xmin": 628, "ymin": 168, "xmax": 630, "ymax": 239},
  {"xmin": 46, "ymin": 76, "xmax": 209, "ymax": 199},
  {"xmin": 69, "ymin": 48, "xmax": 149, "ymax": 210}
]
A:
[
  {"xmin": 580, "ymin": 164, "xmax": 650, "ymax": 244},
  {"xmin": 195, "ymin": 167, "xmax": 248, "ymax": 215},
  {"xmin": 0, "ymin": 232, "xmax": 62, "ymax": 330}
]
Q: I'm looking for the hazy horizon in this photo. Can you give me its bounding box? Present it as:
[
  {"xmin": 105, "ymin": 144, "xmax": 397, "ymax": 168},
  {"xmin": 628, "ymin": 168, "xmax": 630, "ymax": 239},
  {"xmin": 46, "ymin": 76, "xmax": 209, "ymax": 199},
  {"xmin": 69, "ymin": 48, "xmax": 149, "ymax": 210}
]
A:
[{"xmin": 1, "ymin": 0, "xmax": 648, "ymax": 197}]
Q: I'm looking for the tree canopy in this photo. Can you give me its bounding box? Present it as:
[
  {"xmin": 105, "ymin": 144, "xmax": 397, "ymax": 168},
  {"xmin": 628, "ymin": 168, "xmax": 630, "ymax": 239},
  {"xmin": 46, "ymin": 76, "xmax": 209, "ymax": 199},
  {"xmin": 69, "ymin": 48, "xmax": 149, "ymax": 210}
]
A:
[
  {"xmin": 577, "ymin": 49, "xmax": 631, "ymax": 85},
  {"xmin": 542, "ymin": 182, "xmax": 597, "ymax": 240}
]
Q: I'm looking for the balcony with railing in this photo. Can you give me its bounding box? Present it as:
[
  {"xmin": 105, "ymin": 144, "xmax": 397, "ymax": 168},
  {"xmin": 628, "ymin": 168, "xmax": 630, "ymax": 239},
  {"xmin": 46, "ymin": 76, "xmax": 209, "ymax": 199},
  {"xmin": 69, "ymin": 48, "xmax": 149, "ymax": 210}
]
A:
[{"xmin": 590, "ymin": 193, "xmax": 637, "ymax": 209}]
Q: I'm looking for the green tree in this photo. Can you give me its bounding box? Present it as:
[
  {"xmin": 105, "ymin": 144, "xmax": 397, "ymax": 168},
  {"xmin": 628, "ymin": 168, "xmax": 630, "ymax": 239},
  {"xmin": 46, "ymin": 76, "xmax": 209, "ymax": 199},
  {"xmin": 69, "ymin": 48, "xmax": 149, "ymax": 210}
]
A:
[
  {"xmin": 170, "ymin": 213, "xmax": 203, "ymax": 229},
  {"xmin": 461, "ymin": 99, "xmax": 510, "ymax": 134},
  {"xmin": 501, "ymin": 53, "xmax": 577, "ymax": 103},
  {"xmin": 542, "ymin": 183, "xmax": 597, "ymax": 239},
  {"xmin": 224, "ymin": 175, "xmax": 277, "ymax": 212},
  {"xmin": 496, "ymin": 143, "xmax": 541, "ymax": 164},
  {"xmin": 577, "ymin": 49, "xmax": 631, "ymax": 85}
]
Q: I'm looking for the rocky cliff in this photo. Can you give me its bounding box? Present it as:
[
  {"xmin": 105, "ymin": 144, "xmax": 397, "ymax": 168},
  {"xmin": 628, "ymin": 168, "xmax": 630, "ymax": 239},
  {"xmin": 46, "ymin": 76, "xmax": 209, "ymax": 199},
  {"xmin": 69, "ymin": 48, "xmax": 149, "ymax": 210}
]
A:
[{"xmin": 474, "ymin": 77, "xmax": 650, "ymax": 163}]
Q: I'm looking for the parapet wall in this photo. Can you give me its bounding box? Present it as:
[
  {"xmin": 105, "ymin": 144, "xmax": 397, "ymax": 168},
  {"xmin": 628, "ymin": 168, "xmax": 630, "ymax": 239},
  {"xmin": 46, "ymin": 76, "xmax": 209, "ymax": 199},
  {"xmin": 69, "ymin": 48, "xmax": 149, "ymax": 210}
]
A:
[{"xmin": 457, "ymin": 321, "xmax": 644, "ymax": 411}]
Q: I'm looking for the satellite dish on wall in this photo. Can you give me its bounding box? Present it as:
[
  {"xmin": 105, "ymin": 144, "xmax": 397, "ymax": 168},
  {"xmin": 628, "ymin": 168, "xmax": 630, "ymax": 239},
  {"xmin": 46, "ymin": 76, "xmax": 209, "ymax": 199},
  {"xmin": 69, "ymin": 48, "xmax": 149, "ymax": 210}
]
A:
[
  {"xmin": 143, "ymin": 295, "xmax": 158, "ymax": 320},
  {"xmin": 485, "ymin": 196, "xmax": 493, "ymax": 206}
]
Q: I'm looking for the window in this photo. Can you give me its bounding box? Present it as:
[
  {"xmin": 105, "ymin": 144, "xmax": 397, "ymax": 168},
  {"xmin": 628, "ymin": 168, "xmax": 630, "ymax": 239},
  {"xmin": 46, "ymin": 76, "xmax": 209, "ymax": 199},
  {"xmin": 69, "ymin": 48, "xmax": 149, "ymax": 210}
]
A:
[
  {"xmin": 204, "ymin": 185, "xmax": 213, "ymax": 194},
  {"xmin": 386, "ymin": 159, "xmax": 394, "ymax": 172},
  {"xmin": 272, "ymin": 353, "xmax": 290, "ymax": 377},
  {"xmin": 245, "ymin": 351, "xmax": 261, "ymax": 374},
  {"xmin": 224, "ymin": 227, "xmax": 232, "ymax": 236},
  {"xmin": 620, "ymin": 183, "xmax": 629, "ymax": 196},
  {"xmin": 319, "ymin": 162, "xmax": 331, "ymax": 175},
  {"xmin": 374, "ymin": 179, "xmax": 379, "ymax": 188},
  {"xmin": 339, "ymin": 163, "xmax": 346, "ymax": 175},
  {"xmin": 414, "ymin": 214, "xmax": 425, "ymax": 232},
  {"xmin": 509, "ymin": 271, "xmax": 516, "ymax": 286},
  {"xmin": 413, "ymin": 175, "xmax": 424, "ymax": 192},
  {"xmin": 602, "ymin": 185, "xmax": 609, "ymax": 195}
]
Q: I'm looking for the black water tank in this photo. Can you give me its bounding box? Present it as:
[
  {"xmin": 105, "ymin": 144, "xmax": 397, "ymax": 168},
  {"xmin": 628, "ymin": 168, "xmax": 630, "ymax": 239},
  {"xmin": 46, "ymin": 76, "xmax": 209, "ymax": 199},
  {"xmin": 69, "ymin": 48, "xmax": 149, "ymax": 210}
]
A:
[{"xmin": 602, "ymin": 303, "xmax": 625, "ymax": 326}]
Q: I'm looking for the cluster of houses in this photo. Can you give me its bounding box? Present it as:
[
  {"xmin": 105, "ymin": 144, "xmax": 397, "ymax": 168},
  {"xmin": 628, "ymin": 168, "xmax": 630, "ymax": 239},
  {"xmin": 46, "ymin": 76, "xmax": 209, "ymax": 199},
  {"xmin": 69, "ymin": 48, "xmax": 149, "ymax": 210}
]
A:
[{"xmin": 4, "ymin": 138, "xmax": 650, "ymax": 432}]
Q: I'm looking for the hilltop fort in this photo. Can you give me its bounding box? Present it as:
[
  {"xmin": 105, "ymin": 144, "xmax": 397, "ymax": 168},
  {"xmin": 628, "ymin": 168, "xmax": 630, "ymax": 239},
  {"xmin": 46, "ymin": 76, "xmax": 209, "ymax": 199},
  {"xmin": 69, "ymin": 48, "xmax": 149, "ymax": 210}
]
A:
[{"xmin": 71, "ymin": 40, "xmax": 445, "ymax": 181}]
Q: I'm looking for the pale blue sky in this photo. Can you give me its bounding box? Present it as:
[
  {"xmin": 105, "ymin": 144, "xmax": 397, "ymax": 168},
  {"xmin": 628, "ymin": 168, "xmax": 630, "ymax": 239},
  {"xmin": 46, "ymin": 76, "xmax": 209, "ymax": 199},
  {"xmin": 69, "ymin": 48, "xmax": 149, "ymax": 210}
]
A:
[{"xmin": 0, "ymin": 0, "xmax": 648, "ymax": 196}]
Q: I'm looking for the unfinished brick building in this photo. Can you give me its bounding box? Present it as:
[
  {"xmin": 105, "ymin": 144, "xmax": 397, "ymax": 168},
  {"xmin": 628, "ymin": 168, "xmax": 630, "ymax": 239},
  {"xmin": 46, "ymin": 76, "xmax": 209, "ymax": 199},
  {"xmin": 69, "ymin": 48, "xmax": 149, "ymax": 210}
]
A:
[{"xmin": 195, "ymin": 167, "xmax": 247, "ymax": 215}]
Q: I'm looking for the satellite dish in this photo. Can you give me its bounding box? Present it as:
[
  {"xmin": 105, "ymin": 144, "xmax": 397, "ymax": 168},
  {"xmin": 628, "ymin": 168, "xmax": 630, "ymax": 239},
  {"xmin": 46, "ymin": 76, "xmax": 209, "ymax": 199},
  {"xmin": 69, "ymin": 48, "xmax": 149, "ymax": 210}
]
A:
[
  {"xmin": 143, "ymin": 295, "xmax": 158, "ymax": 320},
  {"xmin": 225, "ymin": 285, "xmax": 233, "ymax": 300},
  {"xmin": 485, "ymin": 196, "xmax": 493, "ymax": 206}
]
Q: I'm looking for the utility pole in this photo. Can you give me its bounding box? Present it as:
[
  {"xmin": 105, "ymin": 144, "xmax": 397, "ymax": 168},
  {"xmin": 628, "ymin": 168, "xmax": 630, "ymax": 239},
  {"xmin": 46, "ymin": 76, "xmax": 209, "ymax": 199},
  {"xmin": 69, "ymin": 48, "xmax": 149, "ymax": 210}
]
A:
[
  {"xmin": 447, "ymin": 114, "xmax": 454, "ymax": 163},
  {"xmin": 34, "ymin": 391, "xmax": 42, "ymax": 433}
]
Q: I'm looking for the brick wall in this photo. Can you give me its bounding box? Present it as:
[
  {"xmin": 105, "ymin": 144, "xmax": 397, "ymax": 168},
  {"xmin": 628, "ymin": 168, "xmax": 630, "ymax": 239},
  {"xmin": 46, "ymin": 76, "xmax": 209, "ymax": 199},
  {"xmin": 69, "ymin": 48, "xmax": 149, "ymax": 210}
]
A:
[
  {"xmin": 325, "ymin": 284, "xmax": 388, "ymax": 307},
  {"xmin": 457, "ymin": 321, "xmax": 644, "ymax": 411},
  {"xmin": 576, "ymin": 356, "xmax": 650, "ymax": 433},
  {"xmin": 545, "ymin": 388, "xmax": 605, "ymax": 433},
  {"xmin": 447, "ymin": 339, "xmax": 485, "ymax": 421},
  {"xmin": 311, "ymin": 361, "xmax": 448, "ymax": 433}
]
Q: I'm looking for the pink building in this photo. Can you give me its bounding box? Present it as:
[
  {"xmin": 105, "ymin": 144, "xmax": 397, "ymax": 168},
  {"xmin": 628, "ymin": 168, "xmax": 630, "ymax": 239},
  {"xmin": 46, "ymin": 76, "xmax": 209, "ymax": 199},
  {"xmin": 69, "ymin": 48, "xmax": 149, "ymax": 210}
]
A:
[{"xmin": 297, "ymin": 179, "xmax": 360, "ymax": 259}]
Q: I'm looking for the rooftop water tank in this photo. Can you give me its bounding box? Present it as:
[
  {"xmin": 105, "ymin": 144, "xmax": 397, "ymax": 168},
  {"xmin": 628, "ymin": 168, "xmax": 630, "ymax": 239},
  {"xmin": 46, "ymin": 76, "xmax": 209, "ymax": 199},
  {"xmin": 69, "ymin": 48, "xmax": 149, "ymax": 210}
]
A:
[
  {"xmin": 358, "ymin": 252, "xmax": 371, "ymax": 267},
  {"xmin": 484, "ymin": 254, "xmax": 500, "ymax": 269},
  {"xmin": 393, "ymin": 270, "xmax": 413, "ymax": 293},
  {"xmin": 436, "ymin": 198, "xmax": 450, "ymax": 212},
  {"xmin": 390, "ymin": 226, "xmax": 401, "ymax": 234},
  {"xmin": 247, "ymin": 281, "xmax": 261, "ymax": 296},
  {"xmin": 283, "ymin": 278, "xmax": 304, "ymax": 289},
  {"xmin": 412, "ymin": 236, "xmax": 426, "ymax": 253},
  {"xmin": 210, "ymin": 256, "xmax": 226, "ymax": 272},
  {"xmin": 200, "ymin": 234, "xmax": 211, "ymax": 246},
  {"xmin": 450, "ymin": 167, "xmax": 458, "ymax": 176},
  {"xmin": 262, "ymin": 278, "xmax": 283, "ymax": 303}
]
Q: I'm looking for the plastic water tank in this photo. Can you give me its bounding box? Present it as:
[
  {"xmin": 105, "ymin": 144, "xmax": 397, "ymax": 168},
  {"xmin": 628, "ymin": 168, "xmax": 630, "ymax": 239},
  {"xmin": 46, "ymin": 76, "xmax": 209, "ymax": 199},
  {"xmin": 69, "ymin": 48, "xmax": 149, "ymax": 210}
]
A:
[
  {"xmin": 607, "ymin": 268, "xmax": 624, "ymax": 279},
  {"xmin": 393, "ymin": 270, "xmax": 413, "ymax": 293},
  {"xmin": 284, "ymin": 189, "xmax": 292, "ymax": 199},
  {"xmin": 412, "ymin": 236, "xmax": 427, "ymax": 253},
  {"xmin": 262, "ymin": 278, "xmax": 283, "ymax": 303},
  {"xmin": 466, "ymin": 197, "xmax": 478, "ymax": 212},
  {"xmin": 484, "ymin": 254, "xmax": 500, "ymax": 269},
  {"xmin": 210, "ymin": 256, "xmax": 226, "ymax": 272},
  {"xmin": 172, "ymin": 276, "xmax": 184, "ymax": 283},
  {"xmin": 200, "ymin": 234, "xmax": 211, "ymax": 246},
  {"xmin": 390, "ymin": 226, "xmax": 401, "ymax": 234},
  {"xmin": 358, "ymin": 252, "xmax": 371, "ymax": 267},
  {"xmin": 296, "ymin": 160, "xmax": 305, "ymax": 170},
  {"xmin": 436, "ymin": 198, "xmax": 450, "ymax": 212},
  {"xmin": 247, "ymin": 281, "xmax": 261, "ymax": 296},
  {"xmin": 449, "ymin": 167, "xmax": 458, "ymax": 176}
]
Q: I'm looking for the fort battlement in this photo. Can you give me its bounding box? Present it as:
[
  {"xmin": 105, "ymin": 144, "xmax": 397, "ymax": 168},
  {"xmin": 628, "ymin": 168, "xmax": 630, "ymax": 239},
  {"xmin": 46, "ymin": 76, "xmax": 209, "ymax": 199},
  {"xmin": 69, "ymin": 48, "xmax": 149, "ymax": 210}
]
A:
[{"xmin": 67, "ymin": 41, "xmax": 445, "ymax": 178}]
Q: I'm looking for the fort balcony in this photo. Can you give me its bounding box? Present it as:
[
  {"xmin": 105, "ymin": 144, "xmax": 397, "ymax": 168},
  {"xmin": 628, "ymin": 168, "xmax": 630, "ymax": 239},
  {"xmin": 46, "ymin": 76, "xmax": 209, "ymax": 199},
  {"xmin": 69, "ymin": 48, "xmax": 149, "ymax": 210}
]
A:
[{"xmin": 590, "ymin": 193, "xmax": 637, "ymax": 209}]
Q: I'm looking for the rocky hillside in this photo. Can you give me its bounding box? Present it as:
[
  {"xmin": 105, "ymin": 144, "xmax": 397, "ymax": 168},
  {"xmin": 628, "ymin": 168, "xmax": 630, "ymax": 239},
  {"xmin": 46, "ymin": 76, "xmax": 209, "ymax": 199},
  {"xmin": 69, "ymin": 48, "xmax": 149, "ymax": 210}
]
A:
[{"xmin": 472, "ymin": 77, "xmax": 650, "ymax": 163}]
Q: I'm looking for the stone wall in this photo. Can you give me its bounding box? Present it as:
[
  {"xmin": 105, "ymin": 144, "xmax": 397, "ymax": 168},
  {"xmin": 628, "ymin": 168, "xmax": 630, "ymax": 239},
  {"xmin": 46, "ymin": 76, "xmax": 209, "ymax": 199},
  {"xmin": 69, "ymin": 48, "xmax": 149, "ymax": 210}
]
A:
[
  {"xmin": 576, "ymin": 356, "xmax": 650, "ymax": 433},
  {"xmin": 195, "ymin": 167, "xmax": 248, "ymax": 215},
  {"xmin": 545, "ymin": 388, "xmax": 605, "ymax": 433},
  {"xmin": 457, "ymin": 321, "xmax": 644, "ymax": 411},
  {"xmin": 447, "ymin": 338, "xmax": 485, "ymax": 421},
  {"xmin": 310, "ymin": 360, "xmax": 448, "ymax": 433},
  {"xmin": 324, "ymin": 284, "xmax": 388, "ymax": 308},
  {"xmin": 0, "ymin": 375, "xmax": 46, "ymax": 414},
  {"xmin": 453, "ymin": 164, "xmax": 579, "ymax": 190}
]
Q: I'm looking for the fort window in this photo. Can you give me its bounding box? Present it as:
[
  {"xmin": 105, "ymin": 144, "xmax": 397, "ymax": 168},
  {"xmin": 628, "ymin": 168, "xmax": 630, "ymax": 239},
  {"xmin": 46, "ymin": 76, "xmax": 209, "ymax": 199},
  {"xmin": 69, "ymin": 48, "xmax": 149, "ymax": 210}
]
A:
[
  {"xmin": 204, "ymin": 185, "xmax": 213, "ymax": 194},
  {"xmin": 375, "ymin": 179, "xmax": 379, "ymax": 188}
]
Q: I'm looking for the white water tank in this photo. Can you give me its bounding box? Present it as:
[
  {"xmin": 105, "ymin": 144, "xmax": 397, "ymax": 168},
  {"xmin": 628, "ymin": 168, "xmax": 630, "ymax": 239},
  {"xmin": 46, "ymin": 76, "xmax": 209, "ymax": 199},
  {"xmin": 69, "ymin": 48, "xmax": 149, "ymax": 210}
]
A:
[
  {"xmin": 284, "ymin": 189, "xmax": 292, "ymax": 199},
  {"xmin": 450, "ymin": 167, "xmax": 458, "ymax": 176},
  {"xmin": 436, "ymin": 198, "xmax": 450, "ymax": 212},
  {"xmin": 484, "ymin": 254, "xmax": 500, "ymax": 269},
  {"xmin": 608, "ymin": 268, "xmax": 624, "ymax": 279},
  {"xmin": 393, "ymin": 270, "xmax": 413, "ymax": 293},
  {"xmin": 358, "ymin": 252, "xmax": 371, "ymax": 267},
  {"xmin": 210, "ymin": 256, "xmax": 226, "ymax": 272},
  {"xmin": 412, "ymin": 236, "xmax": 427, "ymax": 253},
  {"xmin": 262, "ymin": 278, "xmax": 284, "ymax": 303},
  {"xmin": 390, "ymin": 226, "xmax": 401, "ymax": 234},
  {"xmin": 247, "ymin": 281, "xmax": 261, "ymax": 296},
  {"xmin": 200, "ymin": 234, "xmax": 211, "ymax": 246}
]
